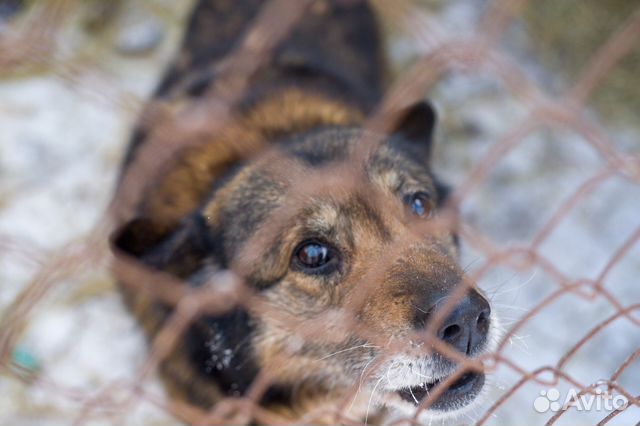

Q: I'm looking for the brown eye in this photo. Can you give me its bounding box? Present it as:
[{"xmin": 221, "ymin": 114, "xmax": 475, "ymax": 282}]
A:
[
  {"xmin": 292, "ymin": 240, "xmax": 340, "ymax": 274},
  {"xmin": 296, "ymin": 242, "xmax": 330, "ymax": 268},
  {"xmin": 408, "ymin": 192, "xmax": 432, "ymax": 218}
]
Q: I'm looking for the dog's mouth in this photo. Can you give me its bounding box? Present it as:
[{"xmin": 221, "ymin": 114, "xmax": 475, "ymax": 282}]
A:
[{"xmin": 395, "ymin": 371, "xmax": 485, "ymax": 411}]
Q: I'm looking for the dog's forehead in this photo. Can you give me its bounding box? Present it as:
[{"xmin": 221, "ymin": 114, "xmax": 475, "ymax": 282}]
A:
[
  {"xmin": 206, "ymin": 128, "xmax": 435, "ymax": 256},
  {"xmin": 283, "ymin": 127, "xmax": 427, "ymax": 169},
  {"xmin": 222, "ymin": 127, "xmax": 432, "ymax": 197}
]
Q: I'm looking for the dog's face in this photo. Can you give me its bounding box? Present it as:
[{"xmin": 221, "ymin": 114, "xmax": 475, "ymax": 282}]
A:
[{"xmin": 115, "ymin": 102, "xmax": 496, "ymax": 421}]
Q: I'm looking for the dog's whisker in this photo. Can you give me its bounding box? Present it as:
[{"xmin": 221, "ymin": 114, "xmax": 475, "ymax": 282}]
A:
[
  {"xmin": 492, "ymin": 329, "xmax": 530, "ymax": 353},
  {"xmin": 408, "ymin": 386, "xmax": 419, "ymax": 405},
  {"xmin": 462, "ymin": 256, "xmax": 482, "ymax": 273},
  {"xmin": 411, "ymin": 302, "xmax": 429, "ymax": 314},
  {"xmin": 483, "ymin": 272, "xmax": 520, "ymax": 297},
  {"xmin": 364, "ymin": 376, "xmax": 384, "ymax": 426},
  {"xmin": 490, "ymin": 303, "xmax": 530, "ymax": 312},
  {"xmin": 349, "ymin": 356, "xmax": 377, "ymax": 412},
  {"xmin": 463, "ymin": 410, "xmax": 475, "ymax": 423},
  {"xmin": 493, "ymin": 315, "xmax": 520, "ymax": 324},
  {"xmin": 488, "ymin": 270, "xmax": 538, "ymax": 302},
  {"xmin": 317, "ymin": 343, "xmax": 379, "ymax": 361}
]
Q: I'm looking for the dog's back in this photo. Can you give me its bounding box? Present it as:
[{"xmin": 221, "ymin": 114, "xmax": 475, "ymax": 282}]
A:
[{"xmin": 124, "ymin": 0, "xmax": 385, "ymax": 168}]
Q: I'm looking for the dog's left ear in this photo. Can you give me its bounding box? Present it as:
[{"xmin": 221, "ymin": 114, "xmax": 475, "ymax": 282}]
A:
[
  {"xmin": 391, "ymin": 100, "xmax": 437, "ymax": 161},
  {"xmin": 112, "ymin": 214, "xmax": 212, "ymax": 278}
]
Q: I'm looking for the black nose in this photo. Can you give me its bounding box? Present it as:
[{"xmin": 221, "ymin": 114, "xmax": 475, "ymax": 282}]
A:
[{"xmin": 415, "ymin": 290, "xmax": 491, "ymax": 355}]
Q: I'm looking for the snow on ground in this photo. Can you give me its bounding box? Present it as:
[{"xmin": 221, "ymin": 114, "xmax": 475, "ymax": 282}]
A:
[
  {"xmin": 1, "ymin": 1, "xmax": 638, "ymax": 425},
  {"xmin": 0, "ymin": 2, "xmax": 190, "ymax": 425}
]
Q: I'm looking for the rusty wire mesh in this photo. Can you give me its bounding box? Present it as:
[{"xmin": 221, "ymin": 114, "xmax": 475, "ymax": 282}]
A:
[{"xmin": 1, "ymin": 0, "xmax": 639, "ymax": 425}]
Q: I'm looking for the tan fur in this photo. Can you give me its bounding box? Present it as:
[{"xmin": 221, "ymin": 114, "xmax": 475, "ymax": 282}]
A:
[{"xmin": 141, "ymin": 89, "xmax": 363, "ymax": 229}]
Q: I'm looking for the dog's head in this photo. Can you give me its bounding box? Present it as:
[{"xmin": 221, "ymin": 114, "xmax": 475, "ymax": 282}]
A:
[{"xmin": 115, "ymin": 101, "xmax": 496, "ymax": 421}]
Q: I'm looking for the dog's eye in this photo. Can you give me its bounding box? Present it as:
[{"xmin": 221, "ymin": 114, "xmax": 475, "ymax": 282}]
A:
[
  {"xmin": 407, "ymin": 192, "xmax": 432, "ymax": 218},
  {"xmin": 293, "ymin": 241, "xmax": 334, "ymax": 270},
  {"xmin": 292, "ymin": 239, "xmax": 341, "ymax": 276}
]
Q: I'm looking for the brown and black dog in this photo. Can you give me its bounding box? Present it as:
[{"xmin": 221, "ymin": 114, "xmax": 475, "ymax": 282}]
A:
[{"xmin": 112, "ymin": 0, "xmax": 497, "ymax": 424}]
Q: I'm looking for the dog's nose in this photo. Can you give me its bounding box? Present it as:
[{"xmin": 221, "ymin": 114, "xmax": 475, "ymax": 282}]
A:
[{"xmin": 414, "ymin": 290, "xmax": 491, "ymax": 355}]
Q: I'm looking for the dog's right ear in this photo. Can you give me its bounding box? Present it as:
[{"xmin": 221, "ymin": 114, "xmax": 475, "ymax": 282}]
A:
[
  {"xmin": 390, "ymin": 100, "xmax": 437, "ymax": 162},
  {"xmin": 112, "ymin": 214, "xmax": 212, "ymax": 278}
]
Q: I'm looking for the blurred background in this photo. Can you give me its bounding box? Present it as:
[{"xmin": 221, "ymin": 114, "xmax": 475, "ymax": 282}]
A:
[{"xmin": 1, "ymin": 0, "xmax": 639, "ymax": 425}]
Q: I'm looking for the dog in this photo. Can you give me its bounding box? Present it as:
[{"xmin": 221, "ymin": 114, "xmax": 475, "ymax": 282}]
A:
[{"xmin": 111, "ymin": 0, "xmax": 497, "ymax": 424}]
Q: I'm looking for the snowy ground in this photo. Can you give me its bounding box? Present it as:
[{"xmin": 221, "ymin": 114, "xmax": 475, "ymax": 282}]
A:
[
  {"xmin": 1, "ymin": 1, "xmax": 638, "ymax": 425},
  {"xmin": 0, "ymin": 2, "xmax": 191, "ymax": 425}
]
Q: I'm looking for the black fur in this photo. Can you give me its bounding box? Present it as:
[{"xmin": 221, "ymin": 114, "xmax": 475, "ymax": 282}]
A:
[{"xmin": 123, "ymin": 0, "xmax": 384, "ymax": 170}]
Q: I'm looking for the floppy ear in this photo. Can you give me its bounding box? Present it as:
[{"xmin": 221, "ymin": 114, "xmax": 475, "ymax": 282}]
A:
[
  {"xmin": 391, "ymin": 100, "xmax": 437, "ymax": 161},
  {"xmin": 113, "ymin": 215, "xmax": 264, "ymax": 401},
  {"xmin": 112, "ymin": 214, "xmax": 213, "ymax": 278}
]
